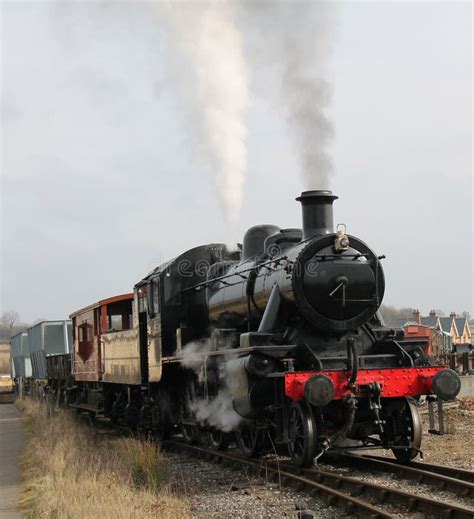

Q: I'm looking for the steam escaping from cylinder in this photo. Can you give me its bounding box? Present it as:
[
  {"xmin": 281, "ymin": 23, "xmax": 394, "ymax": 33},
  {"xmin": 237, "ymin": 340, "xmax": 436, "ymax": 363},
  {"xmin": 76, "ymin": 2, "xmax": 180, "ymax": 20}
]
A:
[
  {"xmin": 191, "ymin": 387, "xmax": 242, "ymax": 433},
  {"xmin": 180, "ymin": 341, "xmax": 242, "ymax": 432},
  {"xmin": 179, "ymin": 341, "xmax": 209, "ymax": 372},
  {"xmin": 246, "ymin": 2, "xmax": 335, "ymax": 189},
  {"xmin": 161, "ymin": 2, "xmax": 249, "ymax": 223}
]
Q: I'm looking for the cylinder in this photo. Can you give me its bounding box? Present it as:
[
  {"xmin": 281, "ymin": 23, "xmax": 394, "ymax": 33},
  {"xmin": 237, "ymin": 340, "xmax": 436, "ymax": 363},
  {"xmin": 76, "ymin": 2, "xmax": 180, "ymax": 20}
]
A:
[{"xmin": 296, "ymin": 190, "xmax": 338, "ymax": 240}]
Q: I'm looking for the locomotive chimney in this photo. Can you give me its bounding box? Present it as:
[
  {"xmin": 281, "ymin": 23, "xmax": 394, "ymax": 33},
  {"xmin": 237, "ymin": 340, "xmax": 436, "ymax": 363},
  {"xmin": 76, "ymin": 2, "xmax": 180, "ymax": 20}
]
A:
[{"xmin": 296, "ymin": 190, "xmax": 338, "ymax": 240}]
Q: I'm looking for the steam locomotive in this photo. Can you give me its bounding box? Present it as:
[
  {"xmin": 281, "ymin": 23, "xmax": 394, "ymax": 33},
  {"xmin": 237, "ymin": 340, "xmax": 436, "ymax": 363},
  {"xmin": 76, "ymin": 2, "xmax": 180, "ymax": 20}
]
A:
[{"xmin": 32, "ymin": 191, "xmax": 461, "ymax": 467}]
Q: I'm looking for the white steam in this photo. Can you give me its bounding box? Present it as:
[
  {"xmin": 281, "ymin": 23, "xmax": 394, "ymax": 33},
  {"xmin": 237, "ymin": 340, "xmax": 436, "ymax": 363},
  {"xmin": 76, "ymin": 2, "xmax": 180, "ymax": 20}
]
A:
[
  {"xmin": 179, "ymin": 340, "xmax": 210, "ymax": 371},
  {"xmin": 246, "ymin": 2, "xmax": 335, "ymax": 189},
  {"xmin": 161, "ymin": 1, "xmax": 334, "ymax": 215},
  {"xmin": 180, "ymin": 341, "xmax": 242, "ymax": 432},
  {"xmin": 192, "ymin": 387, "xmax": 242, "ymax": 433},
  {"xmin": 161, "ymin": 1, "xmax": 249, "ymax": 223}
]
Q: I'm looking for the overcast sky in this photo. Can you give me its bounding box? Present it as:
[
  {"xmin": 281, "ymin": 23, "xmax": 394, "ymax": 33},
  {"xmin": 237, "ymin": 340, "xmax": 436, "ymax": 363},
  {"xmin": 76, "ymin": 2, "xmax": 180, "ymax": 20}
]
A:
[{"xmin": 1, "ymin": 1, "xmax": 472, "ymax": 322}]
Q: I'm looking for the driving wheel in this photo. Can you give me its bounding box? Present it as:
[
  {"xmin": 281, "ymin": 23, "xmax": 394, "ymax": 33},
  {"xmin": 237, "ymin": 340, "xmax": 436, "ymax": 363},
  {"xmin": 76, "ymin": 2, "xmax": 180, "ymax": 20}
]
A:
[
  {"xmin": 236, "ymin": 422, "xmax": 261, "ymax": 457},
  {"xmin": 391, "ymin": 398, "xmax": 422, "ymax": 462},
  {"xmin": 288, "ymin": 401, "xmax": 317, "ymax": 467},
  {"xmin": 181, "ymin": 423, "xmax": 198, "ymax": 444},
  {"xmin": 207, "ymin": 428, "xmax": 229, "ymax": 451}
]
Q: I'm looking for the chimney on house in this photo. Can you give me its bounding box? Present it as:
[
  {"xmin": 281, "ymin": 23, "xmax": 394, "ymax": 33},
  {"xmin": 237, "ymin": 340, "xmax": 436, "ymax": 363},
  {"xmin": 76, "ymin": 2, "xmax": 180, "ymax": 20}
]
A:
[
  {"xmin": 450, "ymin": 312, "xmax": 457, "ymax": 318},
  {"xmin": 429, "ymin": 310, "xmax": 436, "ymax": 317},
  {"xmin": 412, "ymin": 309, "xmax": 421, "ymax": 324}
]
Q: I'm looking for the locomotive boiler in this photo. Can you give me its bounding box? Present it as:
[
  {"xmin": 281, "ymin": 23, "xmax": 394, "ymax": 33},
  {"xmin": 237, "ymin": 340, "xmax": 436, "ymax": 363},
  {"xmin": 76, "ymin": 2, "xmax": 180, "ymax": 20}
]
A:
[{"xmin": 207, "ymin": 190, "xmax": 384, "ymax": 336}]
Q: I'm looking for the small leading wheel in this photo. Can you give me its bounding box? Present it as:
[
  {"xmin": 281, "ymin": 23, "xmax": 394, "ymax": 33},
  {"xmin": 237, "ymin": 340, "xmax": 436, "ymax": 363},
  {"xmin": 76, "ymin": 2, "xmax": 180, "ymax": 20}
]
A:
[
  {"xmin": 207, "ymin": 428, "xmax": 229, "ymax": 451},
  {"xmin": 288, "ymin": 401, "xmax": 317, "ymax": 467},
  {"xmin": 181, "ymin": 423, "xmax": 198, "ymax": 445},
  {"xmin": 236, "ymin": 422, "xmax": 261, "ymax": 457},
  {"xmin": 391, "ymin": 398, "xmax": 422, "ymax": 462}
]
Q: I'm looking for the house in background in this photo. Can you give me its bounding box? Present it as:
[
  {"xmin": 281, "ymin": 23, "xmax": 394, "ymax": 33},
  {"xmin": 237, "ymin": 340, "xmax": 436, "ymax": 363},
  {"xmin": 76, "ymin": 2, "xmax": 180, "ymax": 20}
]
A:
[
  {"xmin": 453, "ymin": 315, "xmax": 472, "ymax": 345},
  {"xmin": 437, "ymin": 312, "xmax": 472, "ymax": 353},
  {"xmin": 401, "ymin": 323, "xmax": 449, "ymax": 357},
  {"xmin": 396, "ymin": 310, "xmax": 472, "ymax": 357}
]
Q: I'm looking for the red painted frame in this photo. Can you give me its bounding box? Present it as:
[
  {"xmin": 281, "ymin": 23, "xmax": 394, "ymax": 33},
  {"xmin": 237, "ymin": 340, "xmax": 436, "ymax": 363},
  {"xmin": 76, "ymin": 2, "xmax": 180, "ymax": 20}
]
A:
[
  {"xmin": 285, "ymin": 366, "xmax": 447, "ymax": 401},
  {"xmin": 70, "ymin": 293, "xmax": 134, "ymax": 382}
]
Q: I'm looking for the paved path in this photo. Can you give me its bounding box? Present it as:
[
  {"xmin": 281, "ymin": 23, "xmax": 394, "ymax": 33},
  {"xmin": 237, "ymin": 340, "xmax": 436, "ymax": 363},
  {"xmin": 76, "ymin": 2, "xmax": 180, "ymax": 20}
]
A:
[{"xmin": 0, "ymin": 402, "xmax": 23, "ymax": 518}]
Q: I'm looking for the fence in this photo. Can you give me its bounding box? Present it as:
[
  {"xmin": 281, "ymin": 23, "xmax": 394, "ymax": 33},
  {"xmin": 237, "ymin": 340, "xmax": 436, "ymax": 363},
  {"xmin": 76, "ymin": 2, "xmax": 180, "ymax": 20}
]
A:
[{"xmin": 435, "ymin": 352, "xmax": 474, "ymax": 374}]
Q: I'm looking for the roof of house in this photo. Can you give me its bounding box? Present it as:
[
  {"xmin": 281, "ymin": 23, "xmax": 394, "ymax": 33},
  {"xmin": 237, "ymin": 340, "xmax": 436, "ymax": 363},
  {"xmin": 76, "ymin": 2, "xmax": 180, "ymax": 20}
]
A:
[
  {"xmin": 454, "ymin": 318, "xmax": 467, "ymax": 335},
  {"xmin": 395, "ymin": 318, "xmax": 412, "ymax": 328},
  {"xmin": 396, "ymin": 316, "xmax": 438, "ymax": 328},
  {"xmin": 420, "ymin": 316, "xmax": 438, "ymax": 328},
  {"xmin": 438, "ymin": 317, "xmax": 453, "ymax": 332}
]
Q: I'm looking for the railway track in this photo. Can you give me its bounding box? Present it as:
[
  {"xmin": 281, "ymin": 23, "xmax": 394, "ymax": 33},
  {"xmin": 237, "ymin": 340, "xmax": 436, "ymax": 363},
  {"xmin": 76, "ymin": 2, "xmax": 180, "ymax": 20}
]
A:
[
  {"xmin": 75, "ymin": 408, "xmax": 474, "ymax": 517},
  {"xmin": 340, "ymin": 453, "xmax": 474, "ymax": 498},
  {"xmin": 164, "ymin": 440, "xmax": 474, "ymax": 519},
  {"xmin": 359, "ymin": 454, "xmax": 474, "ymax": 485}
]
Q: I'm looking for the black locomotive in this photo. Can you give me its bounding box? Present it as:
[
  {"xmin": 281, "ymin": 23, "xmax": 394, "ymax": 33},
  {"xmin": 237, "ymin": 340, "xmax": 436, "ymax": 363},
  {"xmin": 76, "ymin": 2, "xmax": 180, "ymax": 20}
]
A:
[{"xmin": 35, "ymin": 190, "xmax": 461, "ymax": 467}]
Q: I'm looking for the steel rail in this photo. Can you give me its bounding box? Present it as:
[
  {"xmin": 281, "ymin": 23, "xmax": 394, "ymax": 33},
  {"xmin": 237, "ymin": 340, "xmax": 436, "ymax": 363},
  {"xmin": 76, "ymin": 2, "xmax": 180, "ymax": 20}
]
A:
[
  {"xmin": 340, "ymin": 453, "xmax": 474, "ymax": 498},
  {"xmin": 163, "ymin": 441, "xmax": 394, "ymax": 519},
  {"xmin": 165, "ymin": 440, "xmax": 474, "ymax": 519},
  {"xmin": 276, "ymin": 461, "xmax": 474, "ymax": 519},
  {"xmin": 360, "ymin": 454, "xmax": 474, "ymax": 485}
]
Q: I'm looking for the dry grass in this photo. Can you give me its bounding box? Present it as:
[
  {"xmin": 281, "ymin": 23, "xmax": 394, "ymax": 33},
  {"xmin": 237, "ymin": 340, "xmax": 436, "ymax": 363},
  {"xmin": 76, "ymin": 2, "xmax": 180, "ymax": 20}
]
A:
[{"xmin": 17, "ymin": 399, "xmax": 188, "ymax": 519}]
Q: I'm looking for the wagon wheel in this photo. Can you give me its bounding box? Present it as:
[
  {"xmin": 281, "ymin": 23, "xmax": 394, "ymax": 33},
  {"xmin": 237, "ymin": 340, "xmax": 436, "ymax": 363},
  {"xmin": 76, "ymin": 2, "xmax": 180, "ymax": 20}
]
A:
[
  {"xmin": 391, "ymin": 398, "xmax": 422, "ymax": 462},
  {"xmin": 180, "ymin": 381, "xmax": 198, "ymax": 444},
  {"xmin": 153, "ymin": 424, "xmax": 172, "ymax": 442},
  {"xmin": 288, "ymin": 401, "xmax": 317, "ymax": 467},
  {"xmin": 181, "ymin": 423, "xmax": 198, "ymax": 444},
  {"xmin": 149, "ymin": 407, "xmax": 172, "ymax": 442},
  {"xmin": 65, "ymin": 387, "xmax": 77, "ymax": 407},
  {"xmin": 236, "ymin": 422, "xmax": 261, "ymax": 457},
  {"xmin": 206, "ymin": 428, "xmax": 229, "ymax": 451}
]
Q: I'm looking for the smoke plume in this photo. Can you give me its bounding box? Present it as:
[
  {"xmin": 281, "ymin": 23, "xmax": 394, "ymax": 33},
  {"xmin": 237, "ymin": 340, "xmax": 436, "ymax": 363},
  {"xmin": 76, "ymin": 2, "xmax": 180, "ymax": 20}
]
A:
[
  {"xmin": 246, "ymin": 2, "xmax": 335, "ymax": 189},
  {"xmin": 161, "ymin": 2, "xmax": 249, "ymax": 223}
]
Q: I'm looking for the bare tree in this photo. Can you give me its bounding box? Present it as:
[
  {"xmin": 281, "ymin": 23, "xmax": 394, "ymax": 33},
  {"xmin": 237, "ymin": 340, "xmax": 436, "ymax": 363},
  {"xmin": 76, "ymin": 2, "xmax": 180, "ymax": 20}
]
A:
[
  {"xmin": 0, "ymin": 310, "xmax": 20, "ymax": 331},
  {"xmin": 380, "ymin": 305, "xmax": 415, "ymax": 327},
  {"xmin": 0, "ymin": 311, "xmax": 29, "ymax": 340}
]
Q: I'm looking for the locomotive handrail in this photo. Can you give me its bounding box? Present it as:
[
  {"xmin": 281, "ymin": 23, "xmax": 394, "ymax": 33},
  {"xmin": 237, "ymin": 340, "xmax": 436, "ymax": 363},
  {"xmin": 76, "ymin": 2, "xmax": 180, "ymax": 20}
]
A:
[
  {"xmin": 182, "ymin": 256, "xmax": 288, "ymax": 293},
  {"xmin": 184, "ymin": 250, "xmax": 378, "ymax": 294},
  {"xmin": 315, "ymin": 253, "xmax": 370, "ymax": 260}
]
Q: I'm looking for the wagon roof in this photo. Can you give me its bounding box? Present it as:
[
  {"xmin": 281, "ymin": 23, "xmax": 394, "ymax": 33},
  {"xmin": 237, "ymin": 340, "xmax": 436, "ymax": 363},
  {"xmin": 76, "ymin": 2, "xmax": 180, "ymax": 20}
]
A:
[{"xmin": 69, "ymin": 293, "xmax": 134, "ymax": 318}]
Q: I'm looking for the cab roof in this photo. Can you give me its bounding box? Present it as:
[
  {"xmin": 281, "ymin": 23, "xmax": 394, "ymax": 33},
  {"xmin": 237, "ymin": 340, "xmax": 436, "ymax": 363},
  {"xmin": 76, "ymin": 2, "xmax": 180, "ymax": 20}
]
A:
[{"xmin": 70, "ymin": 293, "xmax": 133, "ymax": 319}]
